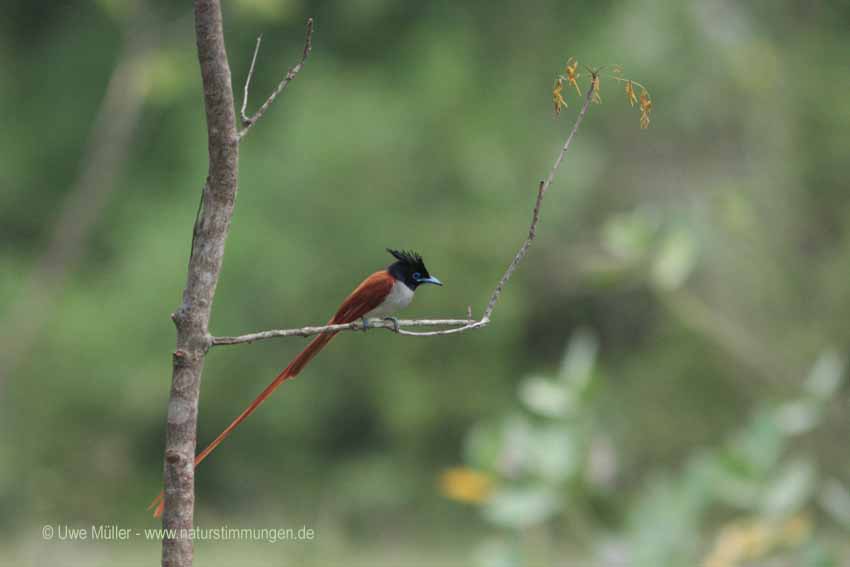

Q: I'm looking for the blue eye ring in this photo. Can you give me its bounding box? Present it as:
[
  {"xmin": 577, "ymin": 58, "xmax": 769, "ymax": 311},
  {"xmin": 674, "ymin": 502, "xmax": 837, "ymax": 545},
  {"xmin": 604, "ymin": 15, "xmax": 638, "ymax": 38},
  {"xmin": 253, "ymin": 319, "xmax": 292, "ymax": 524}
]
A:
[{"xmin": 412, "ymin": 272, "xmax": 422, "ymax": 281}]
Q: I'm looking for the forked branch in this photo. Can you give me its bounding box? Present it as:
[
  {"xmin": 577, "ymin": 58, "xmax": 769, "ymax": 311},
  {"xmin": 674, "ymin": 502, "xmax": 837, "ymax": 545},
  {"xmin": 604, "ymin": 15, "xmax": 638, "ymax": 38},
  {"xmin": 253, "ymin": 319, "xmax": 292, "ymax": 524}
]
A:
[{"xmin": 238, "ymin": 17, "xmax": 314, "ymax": 140}]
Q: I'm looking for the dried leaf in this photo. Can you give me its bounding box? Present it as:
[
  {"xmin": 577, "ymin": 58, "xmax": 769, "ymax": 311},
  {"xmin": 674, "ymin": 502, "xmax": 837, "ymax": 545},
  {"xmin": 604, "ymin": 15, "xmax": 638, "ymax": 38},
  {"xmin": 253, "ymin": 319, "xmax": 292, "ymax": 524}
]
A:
[
  {"xmin": 625, "ymin": 80, "xmax": 637, "ymax": 107},
  {"xmin": 591, "ymin": 74, "xmax": 602, "ymax": 104},
  {"xmin": 552, "ymin": 77, "xmax": 567, "ymax": 114},
  {"xmin": 565, "ymin": 57, "xmax": 581, "ymax": 95},
  {"xmin": 639, "ymin": 88, "xmax": 652, "ymax": 128}
]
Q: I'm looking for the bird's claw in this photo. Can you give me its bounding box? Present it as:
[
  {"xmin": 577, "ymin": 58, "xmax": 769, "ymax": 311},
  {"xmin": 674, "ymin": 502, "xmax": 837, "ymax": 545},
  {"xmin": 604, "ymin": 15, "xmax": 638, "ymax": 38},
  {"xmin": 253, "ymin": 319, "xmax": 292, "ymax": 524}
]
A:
[
  {"xmin": 360, "ymin": 317, "xmax": 370, "ymax": 332},
  {"xmin": 383, "ymin": 316, "xmax": 400, "ymax": 333}
]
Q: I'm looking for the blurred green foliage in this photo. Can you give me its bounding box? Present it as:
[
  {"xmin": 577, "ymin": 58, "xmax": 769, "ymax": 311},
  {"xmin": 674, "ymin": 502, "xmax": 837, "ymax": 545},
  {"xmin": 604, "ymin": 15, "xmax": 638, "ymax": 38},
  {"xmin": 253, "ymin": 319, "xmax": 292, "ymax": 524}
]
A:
[
  {"xmin": 448, "ymin": 332, "xmax": 848, "ymax": 566},
  {"xmin": 2, "ymin": 0, "xmax": 850, "ymax": 564}
]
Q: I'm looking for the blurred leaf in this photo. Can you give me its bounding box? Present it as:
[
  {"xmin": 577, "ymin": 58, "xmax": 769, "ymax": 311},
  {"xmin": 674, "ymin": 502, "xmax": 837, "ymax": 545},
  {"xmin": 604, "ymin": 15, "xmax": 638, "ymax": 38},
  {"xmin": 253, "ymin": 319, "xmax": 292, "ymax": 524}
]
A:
[
  {"xmin": 529, "ymin": 425, "xmax": 578, "ymax": 482},
  {"xmin": 804, "ymin": 349, "xmax": 845, "ymax": 401},
  {"xmin": 651, "ymin": 227, "xmax": 697, "ymax": 291},
  {"xmin": 465, "ymin": 421, "xmax": 508, "ymax": 473},
  {"xmin": 585, "ymin": 435, "xmax": 619, "ymax": 489},
  {"xmin": 818, "ymin": 479, "xmax": 850, "ymax": 530},
  {"xmin": 465, "ymin": 416, "xmax": 538, "ymax": 479},
  {"xmin": 482, "ymin": 485, "xmax": 561, "ymax": 529},
  {"xmin": 559, "ymin": 329, "xmax": 598, "ymax": 393},
  {"xmin": 498, "ymin": 416, "xmax": 535, "ymax": 478},
  {"xmin": 729, "ymin": 410, "xmax": 785, "ymax": 478},
  {"xmin": 773, "ymin": 400, "xmax": 821, "ymax": 435},
  {"xmin": 518, "ymin": 375, "xmax": 571, "ymax": 418},
  {"xmin": 601, "ymin": 209, "xmax": 659, "ymax": 263},
  {"xmin": 761, "ymin": 460, "xmax": 816, "ymax": 517},
  {"xmin": 797, "ymin": 541, "xmax": 839, "ymax": 567},
  {"xmin": 624, "ymin": 471, "xmax": 707, "ymax": 567},
  {"xmin": 475, "ymin": 538, "xmax": 521, "ymax": 567},
  {"xmin": 704, "ymin": 453, "xmax": 763, "ymax": 509}
]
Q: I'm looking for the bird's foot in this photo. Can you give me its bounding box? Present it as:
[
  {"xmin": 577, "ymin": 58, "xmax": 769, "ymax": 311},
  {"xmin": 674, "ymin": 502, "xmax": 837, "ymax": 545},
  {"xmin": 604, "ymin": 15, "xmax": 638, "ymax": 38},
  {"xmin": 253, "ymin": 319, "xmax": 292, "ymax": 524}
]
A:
[
  {"xmin": 383, "ymin": 316, "xmax": 400, "ymax": 333},
  {"xmin": 360, "ymin": 317, "xmax": 370, "ymax": 332}
]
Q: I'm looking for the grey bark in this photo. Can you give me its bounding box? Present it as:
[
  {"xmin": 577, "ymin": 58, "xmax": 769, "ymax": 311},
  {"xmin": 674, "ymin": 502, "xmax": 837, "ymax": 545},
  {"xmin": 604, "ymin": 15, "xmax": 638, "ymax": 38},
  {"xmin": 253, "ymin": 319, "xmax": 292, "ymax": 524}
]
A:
[{"xmin": 161, "ymin": 1, "xmax": 238, "ymax": 566}]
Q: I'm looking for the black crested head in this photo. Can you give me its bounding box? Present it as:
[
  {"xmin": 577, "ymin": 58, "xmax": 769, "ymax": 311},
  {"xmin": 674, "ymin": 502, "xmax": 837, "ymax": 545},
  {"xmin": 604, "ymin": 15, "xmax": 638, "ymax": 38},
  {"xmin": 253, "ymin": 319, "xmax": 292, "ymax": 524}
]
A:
[{"xmin": 386, "ymin": 248, "xmax": 443, "ymax": 290}]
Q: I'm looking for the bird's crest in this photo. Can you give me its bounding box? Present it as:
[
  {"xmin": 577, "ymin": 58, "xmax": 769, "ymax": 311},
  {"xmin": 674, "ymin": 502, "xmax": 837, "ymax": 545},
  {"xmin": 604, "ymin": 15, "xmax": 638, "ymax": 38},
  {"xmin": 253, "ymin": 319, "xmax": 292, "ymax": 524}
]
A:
[{"xmin": 387, "ymin": 248, "xmax": 423, "ymax": 266}]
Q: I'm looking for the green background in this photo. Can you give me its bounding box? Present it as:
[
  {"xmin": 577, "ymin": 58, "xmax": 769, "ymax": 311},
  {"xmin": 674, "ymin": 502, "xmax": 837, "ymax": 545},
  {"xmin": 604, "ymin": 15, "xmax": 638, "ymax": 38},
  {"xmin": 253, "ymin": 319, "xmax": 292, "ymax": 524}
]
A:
[{"xmin": 2, "ymin": 0, "xmax": 849, "ymax": 564}]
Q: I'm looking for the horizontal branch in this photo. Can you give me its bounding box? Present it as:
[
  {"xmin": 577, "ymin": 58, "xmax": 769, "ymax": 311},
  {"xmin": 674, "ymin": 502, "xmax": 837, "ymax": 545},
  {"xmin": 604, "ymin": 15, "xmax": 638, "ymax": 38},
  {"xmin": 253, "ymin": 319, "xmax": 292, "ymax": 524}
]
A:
[{"xmin": 212, "ymin": 317, "xmax": 478, "ymax": 345}]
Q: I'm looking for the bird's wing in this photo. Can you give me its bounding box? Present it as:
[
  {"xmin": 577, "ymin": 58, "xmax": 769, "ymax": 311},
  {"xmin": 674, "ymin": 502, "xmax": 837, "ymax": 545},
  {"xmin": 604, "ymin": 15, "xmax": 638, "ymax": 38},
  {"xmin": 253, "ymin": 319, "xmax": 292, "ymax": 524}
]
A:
[{"xmin": 332, "ymin": 270, "xmax": 395, "ymax": 323}]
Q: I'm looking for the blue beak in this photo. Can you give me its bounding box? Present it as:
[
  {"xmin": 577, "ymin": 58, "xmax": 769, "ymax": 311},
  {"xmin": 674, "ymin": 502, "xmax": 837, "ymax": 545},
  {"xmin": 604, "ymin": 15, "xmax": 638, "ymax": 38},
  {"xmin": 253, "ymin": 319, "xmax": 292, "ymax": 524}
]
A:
[{"xmin": 420, "ymin": 275, "xmax": 443, "ymax": 286}]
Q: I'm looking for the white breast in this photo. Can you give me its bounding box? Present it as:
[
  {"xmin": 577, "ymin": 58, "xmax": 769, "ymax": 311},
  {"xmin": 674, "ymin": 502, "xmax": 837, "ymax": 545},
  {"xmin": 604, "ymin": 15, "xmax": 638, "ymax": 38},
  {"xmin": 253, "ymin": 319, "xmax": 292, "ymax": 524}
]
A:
[{"xmin": 365, "ymin": 280, "xmax": 414, "ymax": 319}]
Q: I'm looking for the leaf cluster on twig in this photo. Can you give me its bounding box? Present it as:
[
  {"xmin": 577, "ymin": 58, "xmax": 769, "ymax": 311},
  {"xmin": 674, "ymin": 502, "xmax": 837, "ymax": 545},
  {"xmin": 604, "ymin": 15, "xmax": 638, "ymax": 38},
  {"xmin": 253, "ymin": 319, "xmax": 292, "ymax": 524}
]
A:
[{"xmin": 553, "ymin": 57, "xmax": 653, "ymax": 129}]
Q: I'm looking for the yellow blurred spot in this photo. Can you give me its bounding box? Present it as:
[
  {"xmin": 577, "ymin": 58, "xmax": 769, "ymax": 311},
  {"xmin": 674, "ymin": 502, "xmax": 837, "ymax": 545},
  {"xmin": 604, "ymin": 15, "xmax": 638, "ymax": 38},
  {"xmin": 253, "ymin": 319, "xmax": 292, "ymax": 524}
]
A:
[
  {"xmin": 439, "ymin": 467, "xmax": 493, "ymax": 503},
  {"xmin": 780, "ymin": 514, "xmax": 811, "ymax": 545},
  {"xmin": 702, "ymin": 514, "xmax": 812, "ymax": 567}
]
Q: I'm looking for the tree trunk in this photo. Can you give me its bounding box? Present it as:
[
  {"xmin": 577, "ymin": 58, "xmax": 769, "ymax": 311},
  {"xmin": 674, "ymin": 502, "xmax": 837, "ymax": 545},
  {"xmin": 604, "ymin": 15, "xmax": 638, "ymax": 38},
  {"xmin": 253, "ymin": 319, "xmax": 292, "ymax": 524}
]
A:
[{"xmin": 161, "ymin": 1, "xmax": 238, "ymax": 565}]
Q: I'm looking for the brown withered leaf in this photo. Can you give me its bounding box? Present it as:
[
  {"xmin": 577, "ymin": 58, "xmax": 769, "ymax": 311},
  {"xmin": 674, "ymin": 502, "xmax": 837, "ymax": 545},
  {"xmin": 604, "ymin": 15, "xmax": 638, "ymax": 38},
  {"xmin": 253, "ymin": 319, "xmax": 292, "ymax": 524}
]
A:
[
  {"xmin": 565, "ymin": 57, "xmax": 581, "ymax": 95},
  {"xmin": 553, "ymin": 77, "xmax": 567, "ymax": 114},
  {"xmin": 639, "ymin": 88, "xmax": 652, "ymax": 128},
  {"xmin": 625, "ymin": 80, "xmax": 637, "ymax": 107}
]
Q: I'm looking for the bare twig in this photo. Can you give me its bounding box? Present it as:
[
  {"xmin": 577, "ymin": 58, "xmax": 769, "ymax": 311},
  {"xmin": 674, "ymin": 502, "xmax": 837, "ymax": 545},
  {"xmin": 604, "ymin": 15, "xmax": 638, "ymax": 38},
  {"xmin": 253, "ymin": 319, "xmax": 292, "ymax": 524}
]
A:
[
  {"xmin": 482, "ymin": 82, "xmax": 595, "ymax": 318},
  {"xmin": 215, "ymin": 83, "xmax": 596, "ymax": 342},
  {"xmin": 240, "ymin": 35, "xmax": 262, "ymax": 125},
  {"xmin": 237, "ymin": 17, "xmax": 314, "ymax": 140}
]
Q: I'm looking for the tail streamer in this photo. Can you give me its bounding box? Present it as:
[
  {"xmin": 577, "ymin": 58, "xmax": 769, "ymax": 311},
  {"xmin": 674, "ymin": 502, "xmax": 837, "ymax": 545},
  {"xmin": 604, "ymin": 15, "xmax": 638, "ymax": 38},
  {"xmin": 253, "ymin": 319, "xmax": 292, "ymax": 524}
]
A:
[{"xmin": 149, "ymin": 330, "xmax": 337, "ymax": 517}]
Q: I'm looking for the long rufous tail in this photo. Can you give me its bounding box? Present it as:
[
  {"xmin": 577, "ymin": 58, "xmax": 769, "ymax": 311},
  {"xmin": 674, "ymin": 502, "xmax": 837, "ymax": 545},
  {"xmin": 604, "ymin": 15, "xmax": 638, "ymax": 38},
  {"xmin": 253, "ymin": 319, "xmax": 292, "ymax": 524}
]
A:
[{"xmin": 148, "ymin": 329, "xmax": 338, "ymax": 517}]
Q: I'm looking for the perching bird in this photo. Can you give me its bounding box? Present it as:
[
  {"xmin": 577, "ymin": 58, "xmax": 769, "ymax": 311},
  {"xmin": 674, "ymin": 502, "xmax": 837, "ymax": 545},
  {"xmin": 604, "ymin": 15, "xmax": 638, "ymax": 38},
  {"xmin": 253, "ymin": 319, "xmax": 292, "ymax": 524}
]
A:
[{"xmin": 149, "ymin": 249, "xmax": 442, "ymax": 517}]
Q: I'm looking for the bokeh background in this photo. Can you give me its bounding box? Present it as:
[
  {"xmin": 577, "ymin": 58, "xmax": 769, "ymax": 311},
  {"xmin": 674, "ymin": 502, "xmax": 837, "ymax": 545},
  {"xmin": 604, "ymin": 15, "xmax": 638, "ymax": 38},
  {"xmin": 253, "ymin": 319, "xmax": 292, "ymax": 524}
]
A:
[{"xmin": 2, "ymin": 0, "xmax": 850, "ymax": 565}]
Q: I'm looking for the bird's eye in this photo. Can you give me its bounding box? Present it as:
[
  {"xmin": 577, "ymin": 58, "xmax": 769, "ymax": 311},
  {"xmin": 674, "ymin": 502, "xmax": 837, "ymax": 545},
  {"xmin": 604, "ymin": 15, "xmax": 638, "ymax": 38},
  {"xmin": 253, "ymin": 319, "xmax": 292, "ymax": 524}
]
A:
[{"xmin": 412, "ymin": 272, "xmax": 422, "ymax": 281}]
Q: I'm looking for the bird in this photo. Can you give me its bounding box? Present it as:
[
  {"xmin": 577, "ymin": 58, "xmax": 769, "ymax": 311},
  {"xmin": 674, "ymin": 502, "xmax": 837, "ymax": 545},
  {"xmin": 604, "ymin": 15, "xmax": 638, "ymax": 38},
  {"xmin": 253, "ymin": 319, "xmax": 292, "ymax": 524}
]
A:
[{"xmin": 149, "ymin": 248, "xmax": 442, "ymax": 517}]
